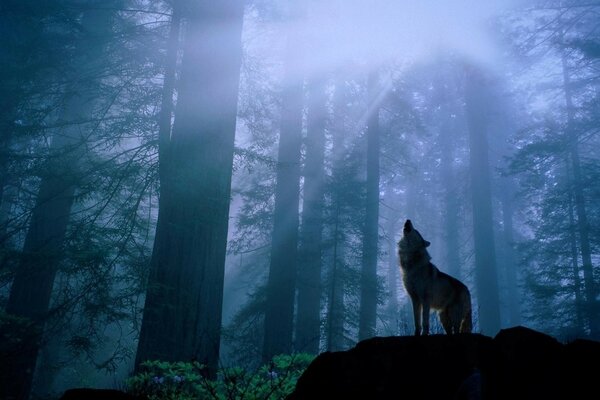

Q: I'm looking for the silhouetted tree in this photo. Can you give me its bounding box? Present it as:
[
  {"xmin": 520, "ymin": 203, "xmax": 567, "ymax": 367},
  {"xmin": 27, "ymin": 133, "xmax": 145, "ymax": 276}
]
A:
[
  {"xmin": 135, "ymin": 0, "xmax": 245, "ymax": 377},
  {"xmin": 464, "ymin": 65, "xmax": 502, "ymax": 336},
  {"xmin": 3, "ymin": 4, "xmax": 118, "ymax": 398},
  {"xmin": 262, "ymin": 0, "xmax": 305, "ymax": 362},
  {"xmin": 358, "ymin": 71, "xmax": 381, "ymax": 340},
  {"xmin": 296, "ymin": 76, "xmax": 327, "ymax": 354}
]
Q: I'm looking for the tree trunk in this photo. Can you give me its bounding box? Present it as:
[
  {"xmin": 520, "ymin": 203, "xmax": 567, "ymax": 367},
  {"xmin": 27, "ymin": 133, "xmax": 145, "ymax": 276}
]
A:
[
  {"xmin": 327, "ymin": 205, "xmax": 346, "ymax": 351},
  {"xmin": 4, "ymin": 151, "xmax": 77, "ymax": 400},
  {"xmin": 433, "ymin": 62, "xmax": 461, "ymax": 280},
  {"xmin": 135, "ymin": 1, "xmax": 244, "ymax": 377},
  {"xmin": 560, "ymin": 51, "xmax": 599, "ymax": 338},
  {"xmin": 2, "ymin": 6, "xmax": 116, "ymax": 398},
  {"xmin": 156, "ymin": 4, "xmax": 181, "ymax": 196},
  {"xmin": 326, "ymin": 76, "xmax": 347, "ymax": 352},
  {"xmin": 566, "ymin": 164, "xmax": 584, "ymax": 333},
  {"xmin": 440, "ymin": 118, "xmax": 461, "ymax": 279},
  {"xmin": 358, "ymin": 71, "xmax": 381, "ymax": 341},
  {"xmin": 296, "ymin": 77, "xmax": 326, "ymax": 355},
  {"xmin": 500, "ymin": 183, "xmax": 521, "ymax": 326},
  {"xmin": 383, "ymin": 193, "xmax": 400, "ymax": 336},
  {"xmin": 464, "ymin": 65, "xmax": 501, "ymax": 336},
  {"xmin": 262, "ymin": 1, "xmax": 305, "ymax": 362}
]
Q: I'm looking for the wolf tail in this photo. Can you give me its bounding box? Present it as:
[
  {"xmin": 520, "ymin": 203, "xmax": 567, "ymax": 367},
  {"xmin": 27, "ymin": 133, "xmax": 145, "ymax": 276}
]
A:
[{"xmin": 460, "ymin": 289, "xmax": 473, "ymax": 333}]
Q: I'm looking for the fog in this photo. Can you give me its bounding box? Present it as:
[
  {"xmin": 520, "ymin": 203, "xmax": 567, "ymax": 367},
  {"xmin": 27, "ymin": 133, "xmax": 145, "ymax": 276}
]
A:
[{"xmin": 1, "ymin": 0, "xmax": 598, "ymax": 398}]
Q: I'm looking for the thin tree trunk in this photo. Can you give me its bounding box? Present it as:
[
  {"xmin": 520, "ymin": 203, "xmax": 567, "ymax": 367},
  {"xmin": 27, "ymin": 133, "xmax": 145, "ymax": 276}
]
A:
[
  {"xmin": 384, "ymin": 198, "xmax": 400, "ymax": 335},
  {"xmin": 358, "ymin": 71, "xmax": 381, "ymax": 341},
  {"xmin": 296, "ymin": 77, "xmax": 326, "ymax": 354},
  {"xmin": 500, "ymin": 183, "xmax": 521, "ymax": 326},
  {"xmin": 262, "ymin": 1, "xmax": 305, "ymax": 362},
  {"xmin": 560, "ymin": 50, "xmax": 599, "ymax": 338},
  {"xmin": 135, "ymin": 1, "xmax": 244, "ymax": 377},
  {"xmin": 566, "ymin": 163, "xmax": 584, "ymax": 333},
  {"xmin": 464, "ymin": 65, "xmax": 501, "ymax": 335},
  {"xmin": 326, "ymin": 76, "xmax": 347, "ymax": 352},
  {"xmin": 327, "ymin": 203, "xmax": 346, "ymax": 351},
  {"xmin": 440, "ymin": 120, "xmax": 461, "ymax": 279},
  {"xmin": 433, "ymin": 64, "xmax": 461, "ymax": 279}
]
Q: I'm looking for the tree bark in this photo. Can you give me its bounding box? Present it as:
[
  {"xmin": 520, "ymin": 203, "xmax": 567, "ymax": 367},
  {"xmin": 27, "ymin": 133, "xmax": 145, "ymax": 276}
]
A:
[
  {"xmin": 2, "ymin": 5, "xmax": 116, "ymax": 398},
  {"xmin": 326, "ymin": 77, "xmax": 347, "ymax": 352},
  {"xmin": 464, "ymin": 65, "xmax": 501, "ymax": 336},
  {"xmin": 358, "ymin": 71, "xmax": 381, "ymax": 341},
  {"xmin": 500, "ymin": 183, "xmax": 521, "ymax": 326},
  {"xmin": 440, "ymin": 117, "xmax": 461, "ymax": 279},
  {"xmin": 135, "ymin": 0, "xmax": 244, "ymax": 377},
  {"xmin": 560, "ymin": 50, "xmax": 599, "ymax": 338},
  {"xmin": 296, "ymin": 77, "xmax": 327, "ymax": 354},
  {"xmin": 383, "ymin": 193, "xmax": 400, "ymax": 335},
  {"xmin": 262, "ymin": 1, "xmax": 305, "ymax": 363},
  {"xmin": 566, "ymin": 165, "xmax": 584, "ymax": 333}
]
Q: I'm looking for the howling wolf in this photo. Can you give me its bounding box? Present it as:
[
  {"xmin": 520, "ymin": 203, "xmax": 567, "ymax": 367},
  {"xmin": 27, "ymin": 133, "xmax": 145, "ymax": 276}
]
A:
[{"xmin": 398, "ymin": 220, "xmax": 472, "ymax": 335}]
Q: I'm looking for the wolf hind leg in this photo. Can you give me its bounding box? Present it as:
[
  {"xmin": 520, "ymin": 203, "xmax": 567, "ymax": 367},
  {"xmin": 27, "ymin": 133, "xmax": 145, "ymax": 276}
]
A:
[
  {"xmin": 439, "ymin": 309, "xmax": 453, "ymax": 334},
  {"xmin": 411, "ymin": 300, "xmax": 422, "ymax": 336}
]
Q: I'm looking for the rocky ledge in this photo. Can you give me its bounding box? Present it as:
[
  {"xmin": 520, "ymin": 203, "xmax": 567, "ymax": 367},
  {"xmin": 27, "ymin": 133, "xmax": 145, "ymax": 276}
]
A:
[{"xmin": 288, "ymin": 326, "xmax": 600, "ymax": 400}]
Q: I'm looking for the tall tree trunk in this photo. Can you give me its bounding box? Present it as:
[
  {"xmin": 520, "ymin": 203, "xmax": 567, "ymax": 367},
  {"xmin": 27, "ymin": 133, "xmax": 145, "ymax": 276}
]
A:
[
  {"xmin": 135, "ymin": 1, "xmax": 244, "ymax": 377},
  {"xmin": 433, "ymin": 61, "xmax": 461, "ymax": 279},
  {"xmin": 2, "ymin": 6, "xmax": 116, "ymax": 398},
  {"xmin": 327, "ymin": 203, "xmax": 346, "ymax": 351},
  {"xmin": 3, "ymin": 145, "xmax": 77, "ymax": 400},
  {"xmin": 326, "ymin": 77, "xmax": 347, "ymax": 352},
  {"xmin": 296, "ymin": 77, "xmax": 326, "ymax": 354},
  {"xmin": 262, "ymin": 1, "xmax": 305, "ymax": 362},
  {"xmin": 500, "ymin": 181, "xmax": 521, "ymax": 326},
  {"xmin": 134, "ymin": 8, "xmax": 180, "ymax": 370},
  {"xmin": 566, "ymin": 163, "xmax": 584, "ymax": 333},
  {"xmin": 157, "ymin": 4, "xmax": 181, "ymax": 197},
  {"xmin": 560, "ymin": 50, "xmax": 599, "ymax": 338},
  {"xmin": 464, "ymin": 66, "xmax": 501, "ymax": 335},
  {"xmin": 358, "ymin": 71, "xmax": 381, "ymax": 341},
  {"xmin": 383, "ymin": 193, "xmax": 400, "ymax": 335},
  {"xmin": 440, "ymin": 119, "xmax": 461, "ymax": 279}
]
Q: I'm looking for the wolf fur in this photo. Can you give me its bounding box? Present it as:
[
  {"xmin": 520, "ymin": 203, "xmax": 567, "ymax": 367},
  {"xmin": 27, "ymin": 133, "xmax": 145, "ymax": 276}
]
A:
[{"xmin": 398, "ymin": 219, "xmax": 472, "ymax": 335}]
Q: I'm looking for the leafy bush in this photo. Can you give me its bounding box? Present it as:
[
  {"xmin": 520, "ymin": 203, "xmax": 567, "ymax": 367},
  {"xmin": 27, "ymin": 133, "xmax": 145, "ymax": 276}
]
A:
[
  {"xmin": 126, "ymin": 353, "xmax": 314, "ymax": 400},
  {"xmin": 125, "ymin": 360, "xmax": 212, "ymax": 400}
]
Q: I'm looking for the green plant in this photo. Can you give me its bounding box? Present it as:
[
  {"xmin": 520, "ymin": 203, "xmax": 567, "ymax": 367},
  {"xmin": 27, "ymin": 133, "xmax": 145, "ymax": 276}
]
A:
[
  {"xmin": 125, "ymin": 353, "xmax": 314, "ymax": 400},
  {"xmin": 126, "ymin": 360, "xmax": 215, "ymax": 400}
]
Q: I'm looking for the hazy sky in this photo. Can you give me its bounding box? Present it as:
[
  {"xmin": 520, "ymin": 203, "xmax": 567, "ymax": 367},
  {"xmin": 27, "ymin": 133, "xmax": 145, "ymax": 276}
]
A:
[{"xmin": 297, "ymin": 0, "xmax": 523, "ymax": 75}]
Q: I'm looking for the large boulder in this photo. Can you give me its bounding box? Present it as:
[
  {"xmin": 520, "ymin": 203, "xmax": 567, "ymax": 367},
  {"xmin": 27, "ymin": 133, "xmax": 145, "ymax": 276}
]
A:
[{"xmin": 288, "ymin": 326, "xmax": 600, "ymax": 400}]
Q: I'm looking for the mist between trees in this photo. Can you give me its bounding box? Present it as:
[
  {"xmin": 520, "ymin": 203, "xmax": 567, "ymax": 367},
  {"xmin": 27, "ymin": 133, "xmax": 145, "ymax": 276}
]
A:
[{"xmin": 0, "ymin": 0, "xmax": 598, "ymax": 398}]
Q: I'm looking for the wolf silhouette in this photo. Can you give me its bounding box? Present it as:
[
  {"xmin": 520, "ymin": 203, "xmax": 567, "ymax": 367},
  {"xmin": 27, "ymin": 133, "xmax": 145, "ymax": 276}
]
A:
[{"xmin": 398, "ymin": 219, "xmax": 472, "ymax": 335}]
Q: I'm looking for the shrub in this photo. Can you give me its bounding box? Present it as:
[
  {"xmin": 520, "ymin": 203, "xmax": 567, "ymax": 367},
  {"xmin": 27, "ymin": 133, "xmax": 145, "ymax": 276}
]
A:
[{"xmin": 126, "ymin": 353, "xmax": 314, "ymax": 400}]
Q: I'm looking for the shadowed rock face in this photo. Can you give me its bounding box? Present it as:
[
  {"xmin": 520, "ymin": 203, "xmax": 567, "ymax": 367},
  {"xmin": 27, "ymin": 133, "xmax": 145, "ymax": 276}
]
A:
[{"xmin": 288, "ymin": 326, "xmax": 600, "ymax": 400}]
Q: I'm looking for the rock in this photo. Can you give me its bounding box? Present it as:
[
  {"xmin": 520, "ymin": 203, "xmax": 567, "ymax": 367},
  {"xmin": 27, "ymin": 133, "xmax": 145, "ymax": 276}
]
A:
[{"xmin": 288, "ymin": 326, "xmax": 600, "ymax": 400}]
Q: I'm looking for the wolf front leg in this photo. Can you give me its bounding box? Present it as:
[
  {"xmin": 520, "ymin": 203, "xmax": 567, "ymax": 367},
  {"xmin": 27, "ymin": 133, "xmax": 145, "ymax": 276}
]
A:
[
  {"xmin": 411, "ymin": 300, "xmax": 422, "ymax": 336},
  {"xmin": 421, "ymin": 301, "xmax": 431, "ymax": 335}
]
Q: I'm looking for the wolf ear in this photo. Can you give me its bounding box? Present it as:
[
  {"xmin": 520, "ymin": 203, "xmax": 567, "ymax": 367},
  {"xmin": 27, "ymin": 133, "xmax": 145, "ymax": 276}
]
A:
[{"xmin": 403, "ymin": 219, "xmax": 413, "ymax": 233}]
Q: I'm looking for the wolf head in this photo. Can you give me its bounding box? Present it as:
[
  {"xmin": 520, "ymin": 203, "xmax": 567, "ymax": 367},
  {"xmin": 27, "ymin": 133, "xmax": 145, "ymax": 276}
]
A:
[{"xmin": 399, "ymin": 219, "xmax": 431, "ymax": 253}]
